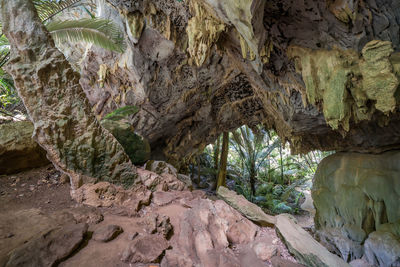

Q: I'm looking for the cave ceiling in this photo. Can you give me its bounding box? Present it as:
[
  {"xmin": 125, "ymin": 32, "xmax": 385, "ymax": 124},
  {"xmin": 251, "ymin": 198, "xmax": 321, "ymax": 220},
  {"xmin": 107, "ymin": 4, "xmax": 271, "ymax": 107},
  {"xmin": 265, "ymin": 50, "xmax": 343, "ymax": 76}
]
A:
[{"xmin": 79, "ymin": 0, "xmax": 400, "ymax": 163}]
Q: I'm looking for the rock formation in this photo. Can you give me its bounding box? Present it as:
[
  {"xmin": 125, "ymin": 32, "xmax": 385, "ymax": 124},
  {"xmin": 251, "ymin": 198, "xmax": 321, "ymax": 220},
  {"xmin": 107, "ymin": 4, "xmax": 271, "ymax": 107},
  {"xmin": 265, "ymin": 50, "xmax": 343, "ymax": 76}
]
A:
[
  {"xmin": 78, "ymin": 0, "xmax": 400, "ymax": 163},
  {"xmin": 2, "ymin": 0, "xmax": 137, "ymax": 188},
  {"xmin": 3, "ymin": 0, "xmax": 400, "ymax": 265},
  {"xmin": 0, "ymin": 121, "xmax": 49, "ymax": 174},
  {"xmin": 312, "ymin": 151, "xmax": 400, "ymax": 266}
]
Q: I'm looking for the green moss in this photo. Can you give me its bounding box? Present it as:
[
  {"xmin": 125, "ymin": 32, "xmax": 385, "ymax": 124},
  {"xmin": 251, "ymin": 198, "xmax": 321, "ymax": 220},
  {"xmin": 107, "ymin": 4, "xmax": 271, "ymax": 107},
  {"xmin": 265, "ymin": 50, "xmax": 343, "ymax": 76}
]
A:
[
  {"xmin": 101, "ymin": 118, "xmax": 151, "ymax": 165},
  {"xmin": 104, "ymin": 105, "xmax": 139, "ymax": 121}
]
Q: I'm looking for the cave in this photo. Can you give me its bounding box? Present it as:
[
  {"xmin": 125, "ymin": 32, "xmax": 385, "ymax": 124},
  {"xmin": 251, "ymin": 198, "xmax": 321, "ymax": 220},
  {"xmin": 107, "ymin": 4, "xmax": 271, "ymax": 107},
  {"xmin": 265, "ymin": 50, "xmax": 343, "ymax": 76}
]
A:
[{"xmin": 0, "ymin": 0, "xmax": 400, "ymax": 266}]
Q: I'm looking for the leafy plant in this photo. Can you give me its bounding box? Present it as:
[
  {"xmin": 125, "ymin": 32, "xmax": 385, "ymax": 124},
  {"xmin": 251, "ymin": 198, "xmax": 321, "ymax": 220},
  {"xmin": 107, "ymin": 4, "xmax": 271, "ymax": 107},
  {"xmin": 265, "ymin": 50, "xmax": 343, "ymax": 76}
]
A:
[
  {"xmin": 104, "ymin": 105, "xmax": 139, "ymax": 121},
  {"xmin": 33, "ymin": 0, "xmax": 84, "ymax": 22},
  {"xmin": 0, "ymin": 0, "xmax": 127, "ymax": 109},
  {"xmin": 0, "ymin": 0, "xmax": 126, "ymax": 66},
  {"xmin": 0, "ymin": 69, "xmax": 18, "ymax": 110},
  {"xmin": 230, "ymin": 125, "xmax": 280, "ymax": 196}
]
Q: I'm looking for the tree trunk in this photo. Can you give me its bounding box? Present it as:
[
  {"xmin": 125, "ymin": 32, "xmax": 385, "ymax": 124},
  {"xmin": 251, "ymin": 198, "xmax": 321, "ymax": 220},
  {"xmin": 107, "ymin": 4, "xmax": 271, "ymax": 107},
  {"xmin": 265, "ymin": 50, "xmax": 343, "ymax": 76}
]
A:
[
  {"xmin": 197, "ymin": 156, "xmax": 201, "ymax": 185},
  {"xmin": 214, "ymin": 135, "xmax": 220, "ymax": 171},
  {"xmin": 211, "ymin": 135, "xmax": 221, "ymax": 190},
  {"xmin": 279, "ymin": 142, "xmax": 284, "ymax": 184},
  {"xmin": 217, "ymin": 132, "xmax": 229, "ymax": 189},
  {"xmin": 2, "ymin": 0, "xmax": 137, "ymax": 191},
  {"xmin": 249, "ymin": 162, "xmax": 256, "ymax": 197}
]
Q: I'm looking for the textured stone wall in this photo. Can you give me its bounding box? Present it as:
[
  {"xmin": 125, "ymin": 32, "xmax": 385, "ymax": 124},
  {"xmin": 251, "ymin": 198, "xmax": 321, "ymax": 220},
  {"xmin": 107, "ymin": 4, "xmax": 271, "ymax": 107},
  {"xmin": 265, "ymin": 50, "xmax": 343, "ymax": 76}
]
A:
[
  {"xmin": 2, "ymin": 0, "xmax": 137, "ymax": 188},
  {"xmin": 312, "ymin": 151, "xmax": 400, "ymax": 266},
  {"xmin": 78, "ymin": 0, "xmax": 400, "ymax": 163}
]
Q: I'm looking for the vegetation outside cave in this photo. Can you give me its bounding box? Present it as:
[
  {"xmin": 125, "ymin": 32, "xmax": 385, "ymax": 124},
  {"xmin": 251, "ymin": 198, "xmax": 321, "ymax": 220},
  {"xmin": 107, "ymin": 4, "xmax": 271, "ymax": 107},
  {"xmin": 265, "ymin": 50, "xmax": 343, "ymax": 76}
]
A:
[{"xmin": 190, "ymin": 125, "xmax": 333, "ymax": 215}]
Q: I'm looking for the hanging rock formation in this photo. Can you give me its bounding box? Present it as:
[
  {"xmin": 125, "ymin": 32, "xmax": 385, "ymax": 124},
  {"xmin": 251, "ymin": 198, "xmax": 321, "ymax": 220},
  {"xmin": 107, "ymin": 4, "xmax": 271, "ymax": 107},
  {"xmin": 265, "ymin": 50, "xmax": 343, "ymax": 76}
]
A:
[
  {"xmin": 312, "ymin": 151, "xmax": 400, "ymax": 266},
  {"xmin": 2, "ymin": 0, "xmax": 137, "ymax": 188},
  {"xmin": 78, "ymin": 0, "xmax": 400, "ymax": 163}
]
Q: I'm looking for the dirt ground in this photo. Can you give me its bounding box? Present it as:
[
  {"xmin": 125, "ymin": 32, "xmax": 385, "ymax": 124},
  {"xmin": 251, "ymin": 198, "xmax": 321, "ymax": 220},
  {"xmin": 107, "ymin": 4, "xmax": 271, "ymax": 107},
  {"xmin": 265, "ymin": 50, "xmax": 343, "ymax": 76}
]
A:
[
  {"xmin": 0, "ymin": 166, "xmax": 303, "ymax": 267},
  {"xmin": 0, "ymin": 165, "xmax": 72, "ymax": 213}
]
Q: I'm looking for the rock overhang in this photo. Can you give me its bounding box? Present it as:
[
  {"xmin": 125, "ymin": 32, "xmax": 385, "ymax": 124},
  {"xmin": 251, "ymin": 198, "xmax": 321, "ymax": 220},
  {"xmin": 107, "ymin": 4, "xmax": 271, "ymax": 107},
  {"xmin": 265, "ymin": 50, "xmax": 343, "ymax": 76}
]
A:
[{"xmin": 79, "ymin": 0, "xmax": 400, "ymax": 162}]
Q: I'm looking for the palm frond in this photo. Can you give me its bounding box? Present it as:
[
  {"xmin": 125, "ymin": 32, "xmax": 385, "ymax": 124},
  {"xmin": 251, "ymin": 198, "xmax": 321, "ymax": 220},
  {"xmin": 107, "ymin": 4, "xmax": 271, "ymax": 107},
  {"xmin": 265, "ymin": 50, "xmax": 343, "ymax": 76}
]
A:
[
  {"xmin": 33, "ymin": 0, "xmax": 83, "ymax": 22},
  {"xmin": 0, "ymin": 35, "xmax": 9, "ymax": 47},
  {"xmin": 0, "ymin": 51, "xmax": 10, "ymax": 68},
  {"xmin": 46, "ymin": 18, "xmax": 126, "ymax": 52}
]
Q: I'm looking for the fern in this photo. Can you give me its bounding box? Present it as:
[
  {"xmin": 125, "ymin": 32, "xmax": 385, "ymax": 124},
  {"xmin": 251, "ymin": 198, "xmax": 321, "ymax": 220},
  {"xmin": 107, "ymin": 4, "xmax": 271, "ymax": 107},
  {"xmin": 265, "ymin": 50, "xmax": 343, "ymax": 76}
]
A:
[
  {"xmin": 46, "ymin": 18, "xmax": 126, "ymax": 52},
  {"xmin": 33, "ymin": 0, "xmax": 83, "ymax": 22}
]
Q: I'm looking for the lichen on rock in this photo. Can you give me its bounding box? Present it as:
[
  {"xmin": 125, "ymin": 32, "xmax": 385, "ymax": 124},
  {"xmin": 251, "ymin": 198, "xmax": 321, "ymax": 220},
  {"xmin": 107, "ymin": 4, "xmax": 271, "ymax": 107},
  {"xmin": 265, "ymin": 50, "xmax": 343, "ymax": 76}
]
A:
[
  {"xmin": 288, "ymin": 40, "xmax": 400, "ymax": 131},
  {"xmin": 327, "ymin": 0, "xmax": 358, "ymax": 24},
  {"xmin": 126, "ymin": 11, "xmax": 144, "ymax": 44},
  {"xmin": 360, "ymin": 40, "xmax": 399, "ymax": 114},
  {"xmin": 186, "ymin": 0, "xmax": 226, "ymax": 66}
]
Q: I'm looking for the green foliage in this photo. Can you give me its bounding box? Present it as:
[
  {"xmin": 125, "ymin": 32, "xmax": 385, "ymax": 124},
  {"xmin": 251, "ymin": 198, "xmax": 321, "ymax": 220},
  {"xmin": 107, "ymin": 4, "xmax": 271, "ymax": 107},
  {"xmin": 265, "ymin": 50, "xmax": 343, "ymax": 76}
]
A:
[
  {"xmin": 104, "ymin": 105, "xmax": 139, "ymax": 121},
  {"xmin": 47, "ymin": 18, "xmax": 126, "ymax": 53},
  {"xmin": 255, "ymin": 182, "xmax": 273, "ymax": 196},
  {"xmin": 0, "ymin": 69, "xmax": 19, "ymax": 110},
  {"xmin": 33, "ymin": 0, "xmax": 83, "ymax": 22},
  {"xmin": 199, "ymin": 124, "xmax": 333, "ymax": 215}
]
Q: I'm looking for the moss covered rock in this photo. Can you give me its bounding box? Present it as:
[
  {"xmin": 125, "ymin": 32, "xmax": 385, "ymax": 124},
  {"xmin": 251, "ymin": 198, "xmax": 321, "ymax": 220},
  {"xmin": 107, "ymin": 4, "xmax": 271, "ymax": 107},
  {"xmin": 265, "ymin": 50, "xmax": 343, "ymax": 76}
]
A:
[{"xmin": 101, "ymin": 119, "xmax": 150, "ymax": 165}]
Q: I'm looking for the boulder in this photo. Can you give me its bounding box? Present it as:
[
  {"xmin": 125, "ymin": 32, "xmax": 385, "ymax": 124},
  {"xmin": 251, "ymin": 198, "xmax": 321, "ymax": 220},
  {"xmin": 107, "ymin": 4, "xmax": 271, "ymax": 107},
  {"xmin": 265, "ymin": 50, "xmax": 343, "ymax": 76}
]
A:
[
  {"xmin": 152, "ymin": 191, "xmax": 179, "ymax": 206},
  {"xmin": 252, "ymin": 242, "xmax": 278, "ymax": 261},
  {"xmin": 0, "ymin": 121, "xmax": 49, "ymax": 174},
  {"xmin": 71, "ymin": 182, "xmax": 128, "ymax": 207},
  {"xmin": 0, "ymin": 209, "xmax": 60, "ymax": 266},
  {"xmin": 275, "ymin": 214, "xmax": 349, "ymax": 267},
  {"xmin": 177, "ymin": 173, "xmax": 193, "ymax": 189},
  {"xmin": 145, "ymin": 160, "xmax": 178, "ymax": 176},
  {"xmin": 137, "ymin": 168, "xmax": 187, "ymax": 191},
  {"xmin": 217, "ymin": 186, "xmax": 276, "ymax": 226},
  {"xmin": 6, "ymin": 223, "xmax": 88, "ymax": 267},
  {"xmin": 364, "ymin": 231, "xmax": 400, "ymax": 267},
  {"xmin": 93, "ymin": 224, "xmax": 123, "ymax": 242},
  {"xmin": 71, "ymin": 181, "xmax": 152, "ymax": 215},
  {"xmin": 312, "ymin": 151, "xmax": 400, "ymax": 264},
  {"xmin": 161, "ymin": 198, "xmax": 259, "ymax": 267},
  {"xmin": 137, "ymin": 214, "xmax": 173, "ymax": 238},
  {"xmin": 121, "ymin": 234, "xmax": 169, "ymax": 263}
]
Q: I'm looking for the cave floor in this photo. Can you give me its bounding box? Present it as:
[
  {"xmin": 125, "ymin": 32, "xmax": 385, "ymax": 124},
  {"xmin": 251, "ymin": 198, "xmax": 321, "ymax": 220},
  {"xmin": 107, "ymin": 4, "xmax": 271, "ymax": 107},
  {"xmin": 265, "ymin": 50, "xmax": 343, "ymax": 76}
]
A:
[{"xmin": 0, "ymin": 166, "xmax": 303, "ymax": 267}]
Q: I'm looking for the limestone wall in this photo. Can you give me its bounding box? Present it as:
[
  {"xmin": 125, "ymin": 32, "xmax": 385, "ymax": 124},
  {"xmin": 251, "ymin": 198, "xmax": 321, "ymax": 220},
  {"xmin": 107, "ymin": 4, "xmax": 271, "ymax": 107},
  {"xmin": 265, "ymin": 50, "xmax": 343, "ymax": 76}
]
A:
[{"xmin": 312, "ymin": 151, "xmax": 400, "ymax": 266}]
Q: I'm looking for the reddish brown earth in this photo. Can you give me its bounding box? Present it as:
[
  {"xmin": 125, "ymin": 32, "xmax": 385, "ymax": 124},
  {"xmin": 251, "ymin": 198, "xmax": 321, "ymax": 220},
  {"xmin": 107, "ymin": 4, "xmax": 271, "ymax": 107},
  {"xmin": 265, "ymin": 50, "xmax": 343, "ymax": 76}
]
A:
[{"xmin": 0, "ymin": 166, "xmax": 303, "ymax": 267}]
